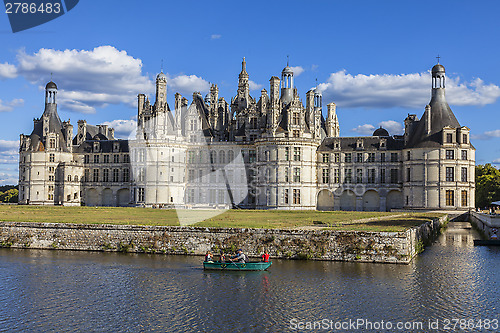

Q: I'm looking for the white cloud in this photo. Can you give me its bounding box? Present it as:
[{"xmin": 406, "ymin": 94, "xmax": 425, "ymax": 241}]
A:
[
  {"xmin": 0, "ymin": 172, "xmax": 18, "ymax": 185},
  {"xmin": 102, "ymin": 119, "xmax": 137, "ymax": 139},
  {"xmin": 15, "ymin": 46, "xmax": 154, "ymax": 113},
  {"xmin": 472, "ymin": 129, "xmax": 500, "ymax": 140},
  {"xmin": 168, "ymin": 74, "xmax": 210, "ymax": 96},
  {"xmin": 290, "ymin": 66, "xmax": 305, "ymax": 76},
  {"xmin": 319, "ymin": 70, "xmax": 500, "ymax": 109},
  {"xmin": 0, "ymin": 99, "xmax": 24, "ymax": 112},
  {"xmin": 0, "ymin": 140, "xmax": 19, "ymax": 165},
  {"xmin": 0, "ymin": 62, "xmax": 17, "ymax": 79},
  {"xmin": 378, "ymin": 120, "xmax": 403, "ymax": 135},
  {"xmin": 352, "ymin": 124, "xmax": 375, "ymax": 135},
  {"xmin": 249, "ymin": 80, "xmax": 263, "ymax": 91},
  {"xmin": 351, "ymin": 120, "xmax": 403, "ymax": 136},
  {"xmin": 211, "ymin": 34, "xmax": 221, "ymax": 40}
]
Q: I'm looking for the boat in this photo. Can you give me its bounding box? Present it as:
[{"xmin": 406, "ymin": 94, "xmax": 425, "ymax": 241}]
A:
[
  {"xmin": 203, "ymin": 261, "xmax": 272, "ymax": 271},
  {"xmin": 473, "ymin": 239, "xmax": 500, "ymax": 246}
]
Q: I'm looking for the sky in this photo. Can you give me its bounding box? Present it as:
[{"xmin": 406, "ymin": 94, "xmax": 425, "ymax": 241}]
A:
[{"xmin": 1, "ymin": 0, "xmax": 500, "ymax": 185}]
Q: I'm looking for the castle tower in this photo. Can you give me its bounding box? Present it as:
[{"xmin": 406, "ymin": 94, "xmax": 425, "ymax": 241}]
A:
[
  {"xmin": 313, "ymin": 88, "xmax": 323, "ymax": 139},
  {"xmin": 326, "ymin": 102, "xmax": 340, "ymax": 137},
  {"xmin": 280, "ymin": 61, "xmax": 294, "ymax": 105},
  {"xmin": 403, "ymin": 62, "xmax": 475, "ymax": 210},
  {"xmin": 155, "ymin": 71, "xmax": 167, "ymax": 111}
]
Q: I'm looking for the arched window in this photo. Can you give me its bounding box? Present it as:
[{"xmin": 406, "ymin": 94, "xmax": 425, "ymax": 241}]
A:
[
  {"xmin": 228, "ymin": 150, "xmax": 234, "ymax": 162},
  {"xmin": 219, "ymin": 151, "xmax": 225, "ymax": 164},
  {"xmin": 210, "ymin": 151, "xmax": 216, "ymax": 164},
  {"xmin": 74, "ymin": 175, "xmax": 79, "ymax": 182}
]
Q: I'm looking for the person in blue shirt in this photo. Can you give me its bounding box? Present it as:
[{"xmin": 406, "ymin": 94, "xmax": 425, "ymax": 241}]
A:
[{"xmin": 229, "ymin": 249, "xmax": 246, "ymax": 263}]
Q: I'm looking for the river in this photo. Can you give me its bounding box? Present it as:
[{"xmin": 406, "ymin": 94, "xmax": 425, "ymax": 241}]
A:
[{"xmin": 1, "ymin": 221, "xmax": 499, "ymax": 332}]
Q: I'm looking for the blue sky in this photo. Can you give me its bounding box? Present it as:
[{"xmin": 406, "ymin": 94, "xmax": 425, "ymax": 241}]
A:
[{"xmin": 1, "ymin": 0, "xmax": 500, "ymax": 184}]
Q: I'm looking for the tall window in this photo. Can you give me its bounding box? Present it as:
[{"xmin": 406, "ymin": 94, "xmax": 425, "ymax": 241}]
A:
[
  {"xmin": 446, "ymin": 150, "xmax": 454, "ymax": 159},
  {"xmin": 461, "ymin": 190, "xmax": 468, "ymax": 207},
  {"xmin": 334, "ymin": 153, "xmax": 340, "ymax": 163},
  {"xmin": 446, "ymin": 133, "xmax": 453, "ymax": 143},
  {"xmin": 84, "ymin": 169, "xmax": 90, "ymax": 182},
  {"xmin": 210, "ymin": 151, "xmax": 216, "ymax": 164},
  {"xmin": 345, "ymin": 153, "xmax": 352, "ymax": 163},
  {"xmin": 103, "ymin": 155, "xmax": 110, "ymax": 163},
  {"xmin": 138, "ymin": 188, "xmax": 145, "ymax": 202},
  {"xmin": 322, "ymin": 168, "xmax": 329, "ymax": 184},
  {"xmin": 113, "ymin": 169, "xmax": 119, "ymax": 182},
  {"xmin": 293, "ymin": 130, "xmax": 300, "ymax": 138},
  {"xmin": 189, "ymin": 119, "xmax": 198, "ymax": 131},
  {"xmin": 284, "ymin": 167, "xmax": 289, "ymax": 182},
  {"xmin": 322, "ymin": 153, "xmax": 329, "ymax": 163},
  {"xmin": 49, "ymin": 154, "xmax": 55, "ymax": 162},
  {"xmin": 345, "ymin": 169, "xmax": 352, "ymax": 183},
  {"xmin": 93, "ymin": 154, "xmax": 99, "ymax": 163},
  {"xmin": 103, "ymin": 169, "xmax": 109, "ymax": 182},
  {"xmin": 293, "ymin": 168, "xmax": 300, "ymax": 182},
  {"xmin": 292, "ymin": 113, "xmax": 300, "ymax": 125},
  {"xmin": 461, "ymin": 150, "xmax": 467, "ymax": 160},
  {"xmin": 123, "ymin": 168, "xmax": 130, "ymax": 182},
  {"xmin": 219, "ymin": 151, "xmax": 225, "ymax": 164},
  {"xmin": 356, "ymin": 169, "xmax": 362, "ymax": 183},
  {"xmin": 446, "ymin": 167, "xmax": 454, "ymax": 182},
  {"xmin": 462, "ymin": 134, "xmax": 468, "ymax": 144},
  {"xmin": 406, "ymin": 167, "xmax": 411, "ymax": 182},
  {"xmin": 293, "ymin": 147, "xmax": 301, "ymax": 161},
  {"xmin": 293, "ymin": 189, "xmax": 301, "ymax": 204},
  {"xmin": 380, "ymin": 168, "xmax": 386, "ymax": 183},
  {"xmin": 356, "ymin": 153, "xmax": 363, "ymax": 163},
  {"xmin": 93, "ymin": 169, "xmax": 99, "ymax": 182},
  {"xmin": 407, "ymin": 151, "xmax": 411, "ymax": 160},
  {"xmin": 390, "ymin": 153, "xmax": 398, "ymax": 162},
  {"xmin": 114, "ymin": 154, "xmax": 120, "ymax": 163},
  {"xmin": 188, "ymin": 151, "xmax": 196, "ymax": 163},
  {"xmin": 461, "ymin": 167, "xmax": 467, "ymax": 182},
  {"xmin": 285, "ymin": 147, "xmax": 290, "ymax": 161},
  {"xmin": 284, "ymin": 189, "xmax": 289, "ymax": 204},
  {"xmin": 249, "ymin": 150, "xmax": 256, "ymax": 163},
  {"xmin": 390, "ymin": 169, "xmax": 398, "ymax": 183},
  {"xmin": 381, "ymin": 153, "xmax": 386, "ymax": 162},
  {"xmin": 367, "ymin": 153, "xmax": 375, "ymax": 163},
  {"xmin": 367, "ymin": 169, "xmax": 375, "ymax": 183},
  {"xmin": 84, "ymin": 155, "xmax": 89, "ymax": 164},
  {"xmin": 446, "ymin": 190, "xmax": 454, "ymax": 206},
  {"xmin": 187, "ymin": 189, "xmax": 195, "ymax": 203},
  {"xmin": 250, "ymin": 117, "xmax": 258, "ymax": 129},
  {"xmin": 334, "ymin": 169, "xmax": 340, "ymax": 183},
  {"xmin": 49, "ymin": 138, "xmax": 56, "ymax": 149},
  {"xmin": 188, "ymin": 169, "xmax": 195, "ymax": 182}
]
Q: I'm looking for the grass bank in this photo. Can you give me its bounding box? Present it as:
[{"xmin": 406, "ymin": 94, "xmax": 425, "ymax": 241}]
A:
[{"xmin": 0, "ymin": 205, "xmax": 445, "ymax": 232}]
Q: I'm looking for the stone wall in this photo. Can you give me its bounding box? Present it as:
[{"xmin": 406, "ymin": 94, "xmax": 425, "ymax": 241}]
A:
[
  {"xmin": 0, "ymin": 216, "xmax": 448, "ymax": 264},
  {"xmin": 470, "ymin": 211, "xmax": 500, "ymax": 239}
]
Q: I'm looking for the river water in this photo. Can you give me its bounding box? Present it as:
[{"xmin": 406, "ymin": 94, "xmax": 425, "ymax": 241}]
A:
[{"xmin": 1, "ymin": 221, "xmax": 499, "ymax": 332}]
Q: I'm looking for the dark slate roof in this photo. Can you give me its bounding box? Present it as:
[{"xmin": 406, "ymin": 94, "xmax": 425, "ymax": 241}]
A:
[
  {"xmin": 235, "ymin": 122, "xmax": 246, "ymax": 137},
  {"xmin": 29, "ymin": 105, "xmax": 69, "ymax": 152},
  {"xmin": 46, "ymin": 81, "xmax": 57, "ymax": 89},
  {"xmin": 407, "ymin": 90, "xmax": 460, "ymax": 148},
  {"xmin": 192, "ymin": 94, "xmax": 214, "ymax": 138},
  {"xmin": 74, "ymin": 139, "xmax": 129, "ymax": 153},
  {"xmin": 318, "ymin": 136, "xmax": 404, "ymax": 152},
  {"xmin": 373, "ymin": 127, "xmax": 389, "ymax": 137}
]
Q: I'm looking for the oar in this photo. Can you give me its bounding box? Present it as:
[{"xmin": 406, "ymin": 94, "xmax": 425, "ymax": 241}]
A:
[{"xmin": 229, "ymin": 260, "xmax": 241, "ymax": 270}]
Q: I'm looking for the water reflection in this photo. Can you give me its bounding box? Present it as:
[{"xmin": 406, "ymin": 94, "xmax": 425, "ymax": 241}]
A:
[{"xmin": 0, "ymin": 221, "xmax": 499, "ymax": 332}]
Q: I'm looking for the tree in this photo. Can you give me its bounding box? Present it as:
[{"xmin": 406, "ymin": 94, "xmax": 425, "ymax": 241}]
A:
[
  {"xmin": 0, "ymin": 188, "xmax": 18, "ymax": 203},
  {"xmin": 475, "ymin": 164, "xmax": 500, "ymax": 208}
]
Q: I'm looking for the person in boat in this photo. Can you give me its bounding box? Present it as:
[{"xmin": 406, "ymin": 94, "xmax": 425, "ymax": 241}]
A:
[
  {"xmin": 204, "ymin": 251, "xmax": 214, "ymax": 263},
  {"xmin": 261, "ymin": 250, "xmax": 270, "ymax": 263},
  {"xmin": 229, "ymin": 249, "xmax": 246, "ymax": 263},
  {"xmin": 219, "ymin": 252, "xmax": 226, "ymax": 262}
]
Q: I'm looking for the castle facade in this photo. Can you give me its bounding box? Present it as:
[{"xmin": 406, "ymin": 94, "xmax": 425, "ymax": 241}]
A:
[{"xmin": 18, "ymin": 60, "xmax": 475, "ymax": 211}]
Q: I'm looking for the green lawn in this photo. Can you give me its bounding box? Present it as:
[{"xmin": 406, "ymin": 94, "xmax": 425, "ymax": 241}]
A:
[{"xmin": 0, "ymin": 205, "xmax": 446, "ymax": 231}]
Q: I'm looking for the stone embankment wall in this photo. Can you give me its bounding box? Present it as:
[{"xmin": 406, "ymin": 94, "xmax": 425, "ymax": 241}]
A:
[
  {"xmin": 470, "ymin": 211, "xmax": 500, "ymax": 239},
  {"xmin": 0, "ymin": 216, "xmax": 448, "ymax": 264}
]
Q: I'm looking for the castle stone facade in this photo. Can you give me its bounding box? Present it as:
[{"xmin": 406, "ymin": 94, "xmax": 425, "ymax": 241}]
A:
[{"xmin": 18, "ymin": 60, "xmax": 475, "ymax": 211}]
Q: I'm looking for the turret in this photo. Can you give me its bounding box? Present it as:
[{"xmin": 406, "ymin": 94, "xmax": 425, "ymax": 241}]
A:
[
  {"xmin": 326, "ymin": 102, "xmax": 339, "ymax": 137},
  {"xmin": 280, "ymin": 63, "xmax": 294, "ymax": 105},
  {"xmin": 155, "ymin": 71, "xmax": 167, "ymax": 110}
]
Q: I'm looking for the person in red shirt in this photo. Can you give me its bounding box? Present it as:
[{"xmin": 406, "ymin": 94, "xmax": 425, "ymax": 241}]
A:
[{"xmin": 261, "ymin": 251, "xmax": 270, "ymax": 263}]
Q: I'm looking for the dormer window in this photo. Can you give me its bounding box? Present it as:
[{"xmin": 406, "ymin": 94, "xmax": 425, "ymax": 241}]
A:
[
  {"xmin": 113, "ymin": 142, "xmax": 120, "ymax": 152},
  {"xmin": 462, "ymin": 134, "xmax": 468, "ymax": 144},
  {"xmin": 49, "ymin": 138, "xmax": 56, "ymax": 149},
  {"xmin": 446, "ymin": 133, "xmax": 453, "ymax": 143},
  {"xmin": 93, "ymin": 142, "xmax": 99, "ymax": 152}
]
